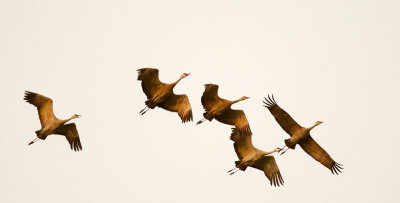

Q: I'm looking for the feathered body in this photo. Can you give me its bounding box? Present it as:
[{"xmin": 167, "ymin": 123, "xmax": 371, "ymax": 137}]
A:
[
  {"xmin": 229, "ymin": 128, "xmax": 284, "ymax": 186},
  {"xmin": 137, "ymin": 68, "xmax": 193, "ymax": 123},
  {"xmin": 24, "ymin": 91, "xmax": 82, "ymax": 151},
  {"xmin": 199, "ymin": 84, "xmax": 252, "ymax": 136},
  {"xmin": 263, "ymin": 95, "xmax": 342, "ymax": 174}
]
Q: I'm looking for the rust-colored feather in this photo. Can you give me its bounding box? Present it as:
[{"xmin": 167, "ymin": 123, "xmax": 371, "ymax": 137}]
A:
[
  {"xmin": 158, "ymin": 94, "xmax": 193, "ymax": 123},
  {"xmin": 299, "ymin": 136, "xmax": 342, "ymax": 174},
  {"xmin": 263, "ymin": 95, "xmax": 300, "ymax": 136},
  {"xmin": 54, "ymin": 123, "xmax": 82, "ymax": 152},
  {"xmin": 24, "ymin": 91, "xmax": 56, "ymax": 128}
]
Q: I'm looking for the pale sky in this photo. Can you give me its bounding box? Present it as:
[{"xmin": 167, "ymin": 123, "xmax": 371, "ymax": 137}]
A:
[{"xmin": 1, "ymin": 0, "xmax": 399, "ymax": 202}]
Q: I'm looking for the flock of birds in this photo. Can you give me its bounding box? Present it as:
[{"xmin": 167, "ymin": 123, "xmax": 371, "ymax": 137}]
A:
[{"xmin": 24, "ymin": 67, "xmax": 342, "ymax": 187}]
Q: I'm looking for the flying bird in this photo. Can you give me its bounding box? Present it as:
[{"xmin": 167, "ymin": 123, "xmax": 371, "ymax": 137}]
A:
[
  {"xmin": 137, "ymin": 68, "xmax": 193, "ymax": 123},
  {"xmin": 24, "ymin": 91, "xmax": 82, "ymax": 151},
  {"xmin": 197, "ymin": 84, "xmax": 252, "ymax": 136},
  {"xmin": 228, "ymin": 128, "xmax": 284, "ymax": 186},
  {"xmin": 263, "ymin": 95, "xmax": 342, "ymax": 174}
]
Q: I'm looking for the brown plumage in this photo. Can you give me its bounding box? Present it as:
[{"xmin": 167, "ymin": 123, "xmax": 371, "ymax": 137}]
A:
[
  {"xmin": 228, "ymin": 128, "xmax": 284, "ymax": 186},
  {"xmin": 197, "ymin": 84, "xmax": 252, "ymax": 136},
  {"xmin": 263, "ymin": 95, "xmax": 342, "ymax": 174},
  {"xmin": 137, "ymin": 68, "xmax": 193, "ymax": 123},
  {"xmin": 24, "ymin": 91, "xmax": 82, "ymax": 151}
]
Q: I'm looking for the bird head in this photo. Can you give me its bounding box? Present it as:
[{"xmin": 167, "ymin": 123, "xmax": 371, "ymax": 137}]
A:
[
  {"xmin": 73, "ymin": 114, "xmax": 81, "ymax": 119},
  {"xmin": 182, "ymin": 73, "xmax": 190, "ymax": 78},
  {"xmin": 241, "ymin": 96, "xmax": 250, "ymax": 101},
  {"xmin": 274, "ymin": 147, "xmax": 282, "ymax": 153},
  {"xmin": 315, "ymin": 121, "xmax": 323, "ymax": 126}
]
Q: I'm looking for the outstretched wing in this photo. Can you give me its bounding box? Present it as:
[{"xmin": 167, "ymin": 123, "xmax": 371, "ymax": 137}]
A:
[
  {"xmin": 54, "ymin": 123, "xmax": 82, "ymax": 151},
  {"xmin": 201, "ymin": 84, "xmax": 224, "ymax": 111},
  {"xmin": 251, "ymin": 156, "xmax": 284, "ymax": 187},
  {"xmin": 230, "ymin": 128, "xmax": 254, "ymax": 161},
  {"xmin": 263, "ymin": 95, "xmax": 301, "ymax": 136},
  {"xmin": 158, "ymin": 94, "xmax": 193, "ymax": 123},
  {"xmin": 215, "ymin": 109, "xmax": 252, "ymax": 136},
  {"xmin": 299, "ymin": 136, "xmax": 343, "ymax": 174},
  {"xmin": 137, "ymin": 68, "xmax": 164, "ymax": 99},
  {"xmin": 24, "ymin": 91, "xmax": 56, "ymax": 128}
]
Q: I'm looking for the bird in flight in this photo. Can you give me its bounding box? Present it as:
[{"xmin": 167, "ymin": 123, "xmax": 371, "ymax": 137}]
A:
[
  {"xmin": 198, "ymin": 84, "xmax": 252, "ymax": 136},
  {"xmin": 24, "ymin": 91, "xmax": 82, "ymax": 151},
  {"xmin": 228, "ymin": 128, "xmax": 284, "ymax": 186},
  {"xmin": 137, "ymin": 68, "xmax": 193, "ymax": 123},
  {"xmin": 263, "ymin": 95, "xmax": 342, "ymax": 174}
]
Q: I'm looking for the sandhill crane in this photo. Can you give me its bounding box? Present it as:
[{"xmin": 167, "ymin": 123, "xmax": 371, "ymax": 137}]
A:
[
  {"xmin": 24, "ymin": 91, "xmax": 82, "ymax": 151},
  {"xmin": 197, "ymin": 84, "xmax": 252, "ymax": 136},
  {"xmin": 228, "ymin": 128, "xmax": 284, "ymax": 186},
  {"xmin": 137, "ymin": 68, "xmax": 193, "ymax": 123},
  {"xmin": 263, "ymin": 95, "xmax": 342, "ymax": 174}
]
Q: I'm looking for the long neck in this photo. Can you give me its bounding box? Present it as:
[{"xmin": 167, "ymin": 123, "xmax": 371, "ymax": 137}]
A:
[
  {"xmin": 171, "ymin": 75, "xmax": 184, "ymax": 87},
  {"xmin": 308, "ymin": 122, "xmax": 320, "ymax": 131},
  {"xmin": 232, "ymin": 97, "xmax": 244, "ymax": 104},
  {"xmin": 61, "ymin": 115, "xmax": 75, "ymax": 125},
  {"xmin": 259, "ymin": 149, "xmax": 275, "ymax": 156}
]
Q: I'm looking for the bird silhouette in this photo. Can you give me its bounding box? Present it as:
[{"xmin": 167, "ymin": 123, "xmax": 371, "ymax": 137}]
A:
[
  {"xmin": 198, "ymin": 84, "xmax": 252, "ymax": 136},
  {"xmin": 24, "ymin": 91, "xmax": 82, "ymax": 151},
  {"xmin": 137, "ymin": 68, "xmax": 193, "ymax": 123},
  {"xmin": 228, "ymin": 128, "xmax": 284, "ymax": 186},
  {"xmin": 263, "ymin": 95, "xmax": 342, "ymax": 174}
]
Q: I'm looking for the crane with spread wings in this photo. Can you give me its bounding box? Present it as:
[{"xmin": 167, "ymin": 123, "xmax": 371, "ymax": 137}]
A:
[
  {"xmin": 197, "ymin": 84, "xmax": 252, "ymax": 136},
  {"xmin": 228, "ymin": 128, "xmax": 284, "ymax": 186},
  {"xmin": 137, "ymin": 68, "xmax": 193, "ymax": 123},
  {"xmin": 263, "ymin": 95, "xmax": 342, "ymax": 174},
  {"xmin": 24, "ymin": 91, "xmax": 82, "ymax": 151}
]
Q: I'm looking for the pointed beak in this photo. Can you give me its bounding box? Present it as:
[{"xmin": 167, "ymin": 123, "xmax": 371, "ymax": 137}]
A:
[{"xmin": 77, "ymin": 115, "xmax": 82, "ymax": 118}]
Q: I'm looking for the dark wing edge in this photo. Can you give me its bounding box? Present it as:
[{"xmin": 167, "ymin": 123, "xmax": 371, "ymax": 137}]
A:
[
  {"xmin": 54, "ymin": 123, "xmax": 82, "ymax": 152},
  {"xmin": 200, "ymin": 84, "xmax": 221, "ymax": 111},
  {"xmin": 263, "ymin": 94, "xmax": 301, "ymax": 136},
  {"xmin": 158, "ymin": 94, "xmax": 193, "ymax": 123},
  {"xmin": 23, "ymin": 91, "xmax": 52, "ymax": 107},
  {"xmin": 137, "ymin": 68, "xmax": 163, "ymax": 99},
  {"xmin": 215, "ymin": 109, "xmax": 252, "ymax": 136},
  {"xmin": 230, "ymin": 128, "xmax": 254, "ymax": 162},
  {"xmin": 299, "ymin": 136, "xmax": 343, "ymax": 175},
  {"xmin": 251, "ymin": 156, "xmax": 284, "ymax": 187}
]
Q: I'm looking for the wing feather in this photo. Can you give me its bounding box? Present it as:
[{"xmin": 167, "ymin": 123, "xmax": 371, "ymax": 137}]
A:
[
  {"xmin": 54, "ymin": 123, "xmax": 82, "ymax": 151},
  {"xmin": 250, "ymin": 156, "xmax": 284, "ymax": 186},
  {"xmin": 299, "ymin": 136, "xmax": 342, "ymax": 174},
  {"xmin": 158, "ymin": 94, "xmax": 193, "ymax": 123},
  {"xmin": 201, "ymin": 84, "xmax": 223, "ymax": 111},
  {"xmin": 263, "ymin": 95, "xmax": 301, "ymax": 136},
  {"xmin": 24, "ymin": 91, "xmax": 55, "ymax": 127},
  {"xmin": 137, "ymin": 68, "xmax": 164, "ymax": 99},
  {"xmin": 230, "ymin": 128, "xmax": 254, "ymax": 161},
  {"xmin": 215, "ymin": 109, "xmax": 252, "ymax": 136}
]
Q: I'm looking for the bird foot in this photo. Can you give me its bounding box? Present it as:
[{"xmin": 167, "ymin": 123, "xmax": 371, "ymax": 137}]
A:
[{"xmin": 280, "ymin": 148, "xmax": 289, "ymax": 155}]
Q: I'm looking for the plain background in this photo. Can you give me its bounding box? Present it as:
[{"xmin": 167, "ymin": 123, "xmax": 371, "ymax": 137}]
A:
[{"xmin": 1, "ymin": 0, "xmax": 399, "ymax": 202}]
